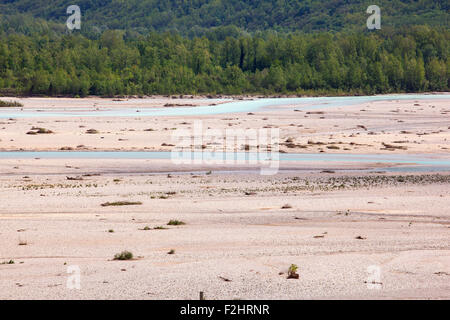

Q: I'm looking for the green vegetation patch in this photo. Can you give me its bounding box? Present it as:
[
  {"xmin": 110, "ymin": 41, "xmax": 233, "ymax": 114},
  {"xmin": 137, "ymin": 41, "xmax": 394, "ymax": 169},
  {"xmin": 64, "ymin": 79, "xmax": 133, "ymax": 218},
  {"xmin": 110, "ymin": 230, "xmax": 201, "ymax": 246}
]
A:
[
  {"xmin": 167, "ymin": 220, "xmax": 186, "ymax": 226},
  {"xmin": 113, "ymin": 251, "xmax": 134, "ymax": 261}
]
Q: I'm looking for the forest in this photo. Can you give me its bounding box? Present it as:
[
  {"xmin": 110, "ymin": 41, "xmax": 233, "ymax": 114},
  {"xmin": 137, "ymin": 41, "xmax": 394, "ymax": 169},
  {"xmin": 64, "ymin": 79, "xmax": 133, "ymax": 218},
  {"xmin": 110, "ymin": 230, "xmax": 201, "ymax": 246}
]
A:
[
  {"xmin": 0, "ymin": 0, "xmax": 448, "ymax": 96},
  {"xmin": 0, "ymin": 25, "xmax": 448, "ymax": 96},
  {"xmin": 0, "ymin": 0, "xmax": 447, "ymax": 35}
]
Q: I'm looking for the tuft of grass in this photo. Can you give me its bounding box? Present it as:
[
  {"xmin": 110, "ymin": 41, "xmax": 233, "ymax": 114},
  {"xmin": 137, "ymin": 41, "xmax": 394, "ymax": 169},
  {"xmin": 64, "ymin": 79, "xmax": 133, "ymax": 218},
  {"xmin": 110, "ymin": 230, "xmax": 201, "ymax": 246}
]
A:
[
  {"xmin": 0, "ymin": 100, "xmax": 23, "ymax": 108},
  {"xmin": 113, "ymin": 251, "xmax": 133, "ymax": 261},
  {"xmin": 18, "ymin": 240, "xmax": 28, "ymax": 246},
  {"xmin": 288, "ymin": 264, "xmax": 298, "ymax": 274},
  {"xmin": 281, "ymin": 204, "xmax": 292, "ymax": 209},
  {"xmin": 167, "ymin": 220, "xmax": 185, "ymax": 226},
  {"xmin": 108, "ymin": 229, "xmax": 115, "ymax": 233},
  {"xmin": 101, "ymin": 201, "xmax": 142, "ymax": 207},
  {"xmin": 287, "ymin": 264, "xmax": 299, "ymax": 279},
  {"xmin": 154, "ymin": 226, "xmax": 168, "ymax": 230},
  {"xmin": 167, "ymin": 249, "xmax": 175, "ymax": 255},
  {"xmin": 1, "ymin": 260, "xmax": 15, "ymax": 265}
]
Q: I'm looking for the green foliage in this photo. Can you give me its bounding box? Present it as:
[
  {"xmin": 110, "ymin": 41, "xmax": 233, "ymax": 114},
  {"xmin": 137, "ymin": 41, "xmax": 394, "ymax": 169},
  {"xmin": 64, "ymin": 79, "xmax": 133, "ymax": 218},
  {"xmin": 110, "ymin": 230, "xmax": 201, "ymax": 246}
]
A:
[
  {"xmin": 113, "ymin": 251, "xmax": 133, "ymax": 261},
  {"xmin": 0, "ymin": 0, "xmax": 447, "ymax": 35},
  {"xmin": 288, "ymin": 264, "xmax": 298, "ymax": 274},
  {"xmin": 0, "ymin": 26, "xmax": 448, "ymax": 96},
  {"xmin": 167, "ymin": 220, "xmax": 186, "ymax": 226},
  {"xmin": 287, "ymin": 264, "xmax": 299, "ymax": 279}
]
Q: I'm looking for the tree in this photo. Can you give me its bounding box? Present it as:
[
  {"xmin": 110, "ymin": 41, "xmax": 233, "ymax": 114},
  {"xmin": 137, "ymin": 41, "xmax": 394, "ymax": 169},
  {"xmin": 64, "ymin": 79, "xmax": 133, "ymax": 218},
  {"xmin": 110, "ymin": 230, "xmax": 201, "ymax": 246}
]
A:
[{"xmin": 426, "ymin": 58, "xmax": 447, "ymax": 91}]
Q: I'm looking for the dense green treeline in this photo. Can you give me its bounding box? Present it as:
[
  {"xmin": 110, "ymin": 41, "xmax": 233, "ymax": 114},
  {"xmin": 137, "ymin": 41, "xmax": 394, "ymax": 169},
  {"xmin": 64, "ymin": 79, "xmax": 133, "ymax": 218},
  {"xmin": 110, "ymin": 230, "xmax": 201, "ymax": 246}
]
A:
[
  {"xmin": 0, "ymin": 26, "xmax": 448, "ymax": 96},
  {"xmin": 0, "ymin": 0, "xmax": 448, "ymax": 35}
]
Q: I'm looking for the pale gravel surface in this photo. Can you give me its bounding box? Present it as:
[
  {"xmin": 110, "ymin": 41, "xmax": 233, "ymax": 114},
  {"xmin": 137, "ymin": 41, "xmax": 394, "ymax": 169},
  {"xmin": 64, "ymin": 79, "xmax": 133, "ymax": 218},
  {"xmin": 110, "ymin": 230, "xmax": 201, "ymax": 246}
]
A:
[
  {"xmin": 0, "ymin": 95, "xmax": 449, "ymax": 154},
  {"xmin": 0, "ymin": 95, "xmax": 449, "ymax": 300},
  {"xmin": 0, "ymin": 166, "xmax": 449, "ymax": 300}
]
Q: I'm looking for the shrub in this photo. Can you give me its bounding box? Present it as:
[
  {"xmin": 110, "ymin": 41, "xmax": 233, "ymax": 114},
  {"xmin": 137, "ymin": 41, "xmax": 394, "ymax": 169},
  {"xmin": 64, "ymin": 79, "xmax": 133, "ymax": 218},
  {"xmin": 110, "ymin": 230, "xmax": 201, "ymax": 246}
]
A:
[
  {"xmin": 167, "ymin": 220, "xmax": 185, "ymax": 226},
  {"xmin": 287, "ymin": 264, "xmax": 299, "ymax": 279},
  {"xmin": 113, "ymin": 251, "xmax": 133, "ymax": 260}
]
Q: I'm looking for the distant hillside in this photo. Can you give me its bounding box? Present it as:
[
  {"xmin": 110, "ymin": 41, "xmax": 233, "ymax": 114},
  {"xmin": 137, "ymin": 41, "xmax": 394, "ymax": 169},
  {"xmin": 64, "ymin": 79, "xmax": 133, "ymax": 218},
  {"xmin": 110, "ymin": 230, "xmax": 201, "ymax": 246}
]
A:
[
  {"xmin": 0, "ymin": 1, "xmax": 448, "ymax": 97},
  {"xmin": 0, "ymin": 0, "xmax": 448, "ymax": 35}
]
